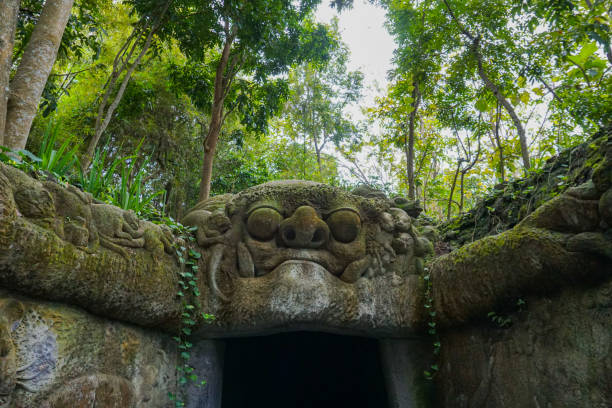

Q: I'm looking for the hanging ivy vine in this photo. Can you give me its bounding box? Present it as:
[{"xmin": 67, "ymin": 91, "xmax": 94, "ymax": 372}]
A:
[
  {"xmin": 422, "ymin": 265, "xmax": 441, "ymax": 380},
  {"xmin": 166, "ymin": 222, "xmax": 215, "ymax": 407}
]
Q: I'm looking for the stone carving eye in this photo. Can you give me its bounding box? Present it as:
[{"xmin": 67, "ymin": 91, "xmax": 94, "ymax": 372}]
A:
[
  {"xmin": 247, "ymin": 207, "xmax": 282, "ymax": 241},
  {"xmin": 327, "ymin": 209, "xmax": 361, "ymax": 243}
]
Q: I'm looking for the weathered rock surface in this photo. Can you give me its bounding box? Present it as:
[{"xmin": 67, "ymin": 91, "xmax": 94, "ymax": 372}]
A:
[
  {"xmin": 0, "ymin": 167, "xmax": 436, "ymax": 337},
  {"xmin": 437, "ymin": 278, "xmax": 612, "ymax": 407},
  {"xmin": 430, "ymin": 179, "xmax": 611, "ymax": 327},
  {"xmin": 0, "ymin": 132, "xmax": 610, "ymax": 408},
  {"xmin": 0, "ymin": 290, "xmax": 177, "ymax": 408},
  {"xmin": 183, "ymin": 180, "xmax": 432, "ymax": 337},
  {"xmin": 442, "ymin": 125, "xmax": 611, "ymax": 247},
  {"xmin": 429, "ymin": 127, "xmax": 612, "ymax": 328},
  {"xmin": 0, "ymin": 163, "xmax": 182, "ymax": 330},
  {"xmin": 430, "ymin": 129, "xmax": 612, "ymax": 407},
  {"xmin": 430, "ymin": 225, "xmax": 608, "ymax": 327}
]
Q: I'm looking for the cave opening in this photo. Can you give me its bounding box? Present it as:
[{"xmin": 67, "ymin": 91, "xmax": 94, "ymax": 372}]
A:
[{"xmin": 221, "ymin": 331, "xmax": 390, "ymax": 408}]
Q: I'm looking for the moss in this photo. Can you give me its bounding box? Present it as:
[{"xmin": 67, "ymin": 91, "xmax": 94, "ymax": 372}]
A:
[
  {"xmin": 0, "ymin": 216, "xmax": 182, "ymax": 331},
  {"xmin": 444, "ymin": 226, "xmax": 524, "ymax": 266},
  {"xmin": 437, "ymin": 129, "xmax": 611, "ymax": 248},
  {"xmin": 234, "ymin": 180, "xmax": 389, "ymax": 222}
]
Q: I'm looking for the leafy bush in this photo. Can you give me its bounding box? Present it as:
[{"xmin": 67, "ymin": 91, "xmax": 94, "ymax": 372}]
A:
[
  {"xmin": 3, "ymin": 124, "xmax": 164, "ymax": 217},
  {"xmin": 37, "ymin": 120, "xmax": 80, "ymax": 178},
  {"xmin": 80, "ymin": 141, "xmax": 165, "ymax": 216},
  {"xmin": 0, "ymin": 120, "xmax": 79, "ymax": 180},
  {"xmin": 111, "ymin": 155, "xmax": 164, "ymax": 214},
  {"xmin": 0, "ymin": 146, "xmax": 39, "ymax": 172},
  {"xmin": 78, "ymin": 148, "xmax": 125, "ymax": 201}
]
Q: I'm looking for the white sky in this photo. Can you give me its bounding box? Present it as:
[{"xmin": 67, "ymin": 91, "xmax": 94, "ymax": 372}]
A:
[
  {"xmin": 314, "ymin": 0, "xmax": 395, "ymax": 120},
  {"xmin": 313, "ymin": 1, "xmax": 396, "ymax": 186}
]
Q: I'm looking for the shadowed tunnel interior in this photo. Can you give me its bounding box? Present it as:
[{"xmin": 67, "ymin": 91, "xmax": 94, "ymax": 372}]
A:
[{"xmin": 221, "ymin": 332, "xmax": 389, "ymax": 408}]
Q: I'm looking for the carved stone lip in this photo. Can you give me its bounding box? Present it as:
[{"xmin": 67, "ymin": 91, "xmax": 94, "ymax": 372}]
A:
[
  {"xmin": 272, "ymin": 259, "xmax": 330, "ymax": 274},
  {"xmin": 268, "ymin": 258, "xmax": 362, "ymax": 281},
  {"xmin": 263, "ymin": 253, "xmax": 337, "ymax": 276}
]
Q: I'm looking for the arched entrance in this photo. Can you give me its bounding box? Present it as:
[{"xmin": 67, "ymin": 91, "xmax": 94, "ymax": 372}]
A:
[{"xmin": 221, "ymin": 332, "xmax": 389, "ymax": 408}]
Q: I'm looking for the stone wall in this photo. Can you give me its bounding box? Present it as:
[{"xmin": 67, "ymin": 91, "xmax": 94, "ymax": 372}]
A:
[
  {"xmin": 0, "ymin": 290, "xmax": 177, "ymax": 408},
  {"xmin": 431, "ymin": 128, "xmax": 612, "ymax": 407},
  {"xmin": 436, "ymin": 278, "xmax": 612, "ymax": 407}
]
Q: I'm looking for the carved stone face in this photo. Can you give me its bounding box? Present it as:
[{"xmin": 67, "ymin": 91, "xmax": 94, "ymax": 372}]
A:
[
  {"xmin": 242, "ymin": 197, "xmax": 366, "ymax": 280},
  {"xmin": 183, "ymin": 180, "xmax": 432, "ymax": 337}
]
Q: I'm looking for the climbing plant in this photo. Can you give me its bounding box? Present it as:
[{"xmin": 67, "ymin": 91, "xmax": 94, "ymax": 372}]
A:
[
  {"xmin": 422, "ymin": 266, "xmax": 440, "ymax": 380},
  {"xmin": 165, "ymin": 220, "xmax": 215, "ymax": 407}
]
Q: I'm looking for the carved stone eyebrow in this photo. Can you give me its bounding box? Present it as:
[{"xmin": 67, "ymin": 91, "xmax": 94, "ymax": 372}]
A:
[
  {"xmin": 324, "ymin": 206, "xmax": 361, "ymax": 219},
  {"xmin": 246, "ymin": 202, "xmax": 283, "ymax": 217}
]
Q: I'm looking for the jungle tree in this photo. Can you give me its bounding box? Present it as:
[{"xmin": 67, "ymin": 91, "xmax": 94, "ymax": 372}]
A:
[
  {"xmin": 1, "ymin": 0, "xmax": 75, "ymax": 149},
  {"xmin": 131, "ymin": 0, "xmax": 344, "ymax": 200},
  {"xmin": 275, "ymin": 21, "xmax": 363, "ymax": 179}
]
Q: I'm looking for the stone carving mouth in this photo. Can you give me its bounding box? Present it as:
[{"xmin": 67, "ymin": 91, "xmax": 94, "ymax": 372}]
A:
[
  {"xmin": 260, "ymin": 252, "xmax": 370, "ymax": 283},
  {"xmin": 269, "ymin": 259, "xmax": 333, "ymax": 278},
  {"xmin": 269, "ymin": 255, "xmax": 334, "ymax": 275},
  {"xmin": 251, "ymin": 248, "xmax": 350, "ymax": 278}
]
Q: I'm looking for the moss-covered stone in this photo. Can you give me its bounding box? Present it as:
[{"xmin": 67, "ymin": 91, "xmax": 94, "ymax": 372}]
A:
[
  {"xmin": 437, "ymin": 278, "xmax": 612, "ymax": 407},
  {"xmin": 440, "ymin": 125, "xmax": 611, "ymax": 247},
  {"xmin": 430, "ymin": 225, "xmax": 610, "ymax": 326},
  {"xmin": 0, "ymin": 163, "xmax": 183, "ymax": 331},
  {"xmin": 0, "ymin": 291, "xmax": 177, "ymax": 408}
]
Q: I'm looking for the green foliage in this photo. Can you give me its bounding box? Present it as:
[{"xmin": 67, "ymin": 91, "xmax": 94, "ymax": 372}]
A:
[
  {"xmin": 13, "ymin": 0, "xmax": 608, "ymax": 231},
  {"xmin": 363, "ymin": 0, "xmax": 611, "ymax": 218},
  {"xmin": 0, "ymin": 121, "xmax": 79, "ymax": 181},
  {"xmin": 487, "ymin": 298, "xmax": 527, "ymax": 328},
  {"xmin": 272, "ymin": 20, "xmax": 363, "ymax": 182},
  {"xmin": 78, "ymin": 148, "xmax": 124, "ymax": 200},
  {"xmin": 422, "ymin": 266, "xmax": 441, "ymax": 380},
  {"xmin": 0, "ymin": 146, "xmax": 42, "ymax": 175},
  {"xmin": 77, "ymin": 142, "xmax": 165, "ymax": 216},
  {"xmin": 527, "ymin": 0, "xmax": 612, "ymax": 129},
  {"xmin": 165, "ymin": 222, "xmax": 215, "ymax": 407},
  {"xmin": 111, "ymin": 155, "xmax": 164, "ymax": 215},
  {"xmin": 487, "ymin": 311, "xmax": 512, "ymax": 328},
  {"xmin": 37, "ymin": 121, "xmax": 80, "ymax": 178}
]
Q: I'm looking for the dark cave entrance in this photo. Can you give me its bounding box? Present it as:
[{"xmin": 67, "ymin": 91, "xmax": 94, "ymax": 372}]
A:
[{"xmin": 221, "ymin": 331, "xmax": 390, "ymax": 408}]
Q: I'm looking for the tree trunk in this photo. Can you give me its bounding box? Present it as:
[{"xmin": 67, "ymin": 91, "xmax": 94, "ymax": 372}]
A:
[
  {"xmin": 405, "ymin": 81, "xmax": 420, "ymax": 201},
  {"xmin": 4, "ymin": 0, "xmax": 74, "ymax": 150},
  {"xmin": 446, "ymin": 161, "xmax": 461, "ymax": 220},
  {"xmin": 441, "ymin": 0, "xmax": 529, "ymax": 169},
  {"xmin": 82, "ymin": 30, "xmax": 155, "ymax": 170},
  {"xmin": 0, "ymin": 0, "xmax": 20, "ymax": 146},
  {"xmin": 198, "ymin": 30, "xmax": 234, "ymax": 201},
  {"xmin": 81, "ymin": 0, "xmax": 170, "ymax": 171},
  {"xmin": 313, "ymin": 132, "xmax": 322, "ymax": 174},
  {"xmin": 494, "ymin": 103, "xmax": 505, "ymax": 182},
  {"xmin": 472, "ymin": 42, "xmax": 530, "ymax": 170},
  {"xmin": 459, "ymin": 172, "xmax": 464, "ymax": 212}
]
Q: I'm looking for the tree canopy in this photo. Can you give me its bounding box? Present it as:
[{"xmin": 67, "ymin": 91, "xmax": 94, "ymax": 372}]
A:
[{"xmin": 0, "ymin": 0, "xmax": 608, "ymax": 221}]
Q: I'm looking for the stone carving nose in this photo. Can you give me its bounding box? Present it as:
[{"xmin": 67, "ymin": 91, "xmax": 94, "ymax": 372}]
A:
[{"xmin": 279, "ymin": 206, "xmax": 329, "ymax": 249}]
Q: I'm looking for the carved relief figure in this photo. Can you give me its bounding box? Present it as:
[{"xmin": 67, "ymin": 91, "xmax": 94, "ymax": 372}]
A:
[
  {"xmin": 0, "ymin": 300, "xmax": 58, "ymax": 408},
  {"xmin": 182, "ymin": 180, "xmax": 432, "ymax": 302},
  {"xmin": 2, "ymin": 164, "xmax": 176, "ymax": 259}
]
